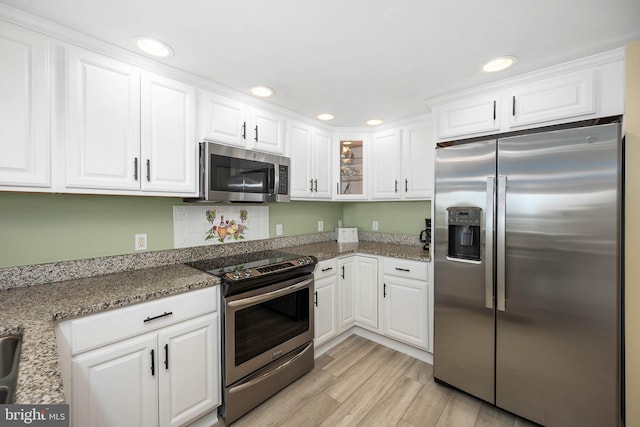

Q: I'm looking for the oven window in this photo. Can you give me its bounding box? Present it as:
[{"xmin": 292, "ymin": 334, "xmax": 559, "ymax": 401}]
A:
[
  {"xmin": 210, "ymin": 154, "xmax": 275, "ymax": 194},
  {"xmin": 235, "ymin": 288, "xmax": 309, "ymax": 366}
]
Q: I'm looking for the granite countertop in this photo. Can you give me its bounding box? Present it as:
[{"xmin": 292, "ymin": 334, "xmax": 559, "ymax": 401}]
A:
[
  {"xmin": 0, "ymin": 264, "xmax": 219, "ymax": 404},
  {"xmin": 0, "ymin": 240, "xmax": 427, "ymax": 405},
  {"xmin": 286, "ymin": 241, "xmax": 430, "ymax": 262}
]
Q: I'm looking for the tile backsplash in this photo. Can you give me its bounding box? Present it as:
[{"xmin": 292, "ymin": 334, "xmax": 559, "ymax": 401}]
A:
[{"xmin": 173, "ymin": 205, "xmax": 269, "ymax": 248}]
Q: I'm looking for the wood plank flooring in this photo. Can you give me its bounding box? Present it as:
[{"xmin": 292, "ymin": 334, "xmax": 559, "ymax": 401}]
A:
[{"xmin": 221, "ymin": 335, "xmax": 539, "ymax": 427}]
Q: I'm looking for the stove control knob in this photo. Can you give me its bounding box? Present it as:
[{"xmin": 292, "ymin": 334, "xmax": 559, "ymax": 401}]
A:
[
  {"xmin": 232, "ymin": 272, "xmax": 241, "ymax": 280},
  {"xmin": 244, "ymin": 271, "xmax": 252, "ymax": 277}
]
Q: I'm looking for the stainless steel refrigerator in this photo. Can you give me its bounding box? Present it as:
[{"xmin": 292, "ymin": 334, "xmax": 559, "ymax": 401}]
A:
[{"xmin": 433, "ymin": 120, "xmax": 622, "ymax": 427}]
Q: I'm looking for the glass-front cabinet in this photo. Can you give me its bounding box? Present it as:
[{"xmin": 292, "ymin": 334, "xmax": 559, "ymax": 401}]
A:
[{"xmin": 334, "ymin": 134, "xmax": 369, "ymax": 199}]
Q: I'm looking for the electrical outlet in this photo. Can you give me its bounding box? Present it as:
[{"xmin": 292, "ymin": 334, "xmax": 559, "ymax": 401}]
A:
[
  {"xmin": 318, "ymin": 221, "xmax": 324, "ymax": 232},
  {"xmin": 338, "ymin": 219, "xmax": 343, "ymax": 227},
  {"xmin": 135, "ymin": 233, "xmax": 147, "ymax": 251},
  {"xmin": 276, "ymin": 224, "xmax": 283, "ymax": 236},
  {"xmin": 372, "ymin": 220, "xmax": 379, "ymax": 231}
]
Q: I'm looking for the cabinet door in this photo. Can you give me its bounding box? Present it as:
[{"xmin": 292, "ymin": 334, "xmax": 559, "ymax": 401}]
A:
[
  {"xmin": 314, "ymin": 274, "xmax": 337, "ymax": 347},
  {"xmin": 0, "ymin": 23, "xmax": 50, "ymax": 187},
  {"xmin": 198, "ymin": 91, "xmax": 246, "ymax": 146},
  {"xmin": 289, "ymin": 121, "xmax": 313, "ymax": 198},
  {"xmin": 337, "ymin": 257, "xmax": 355, "ymax": 331},
  {"xmin": 507, "ymin": 69, "xmax": 595, "ymax": 128},
  {"xmin": 66, "ymin": 46, "xmax": 141, "ymax": 190},
  {"xmin": 354, "ymin": 256, "xmax": 378, "ymax": 329},
  {"xmin": 141, "ymin": 72, "xmax": 196, "ymax": 194},
  {"xmin": 335, "ymin": 136, "xmax": 368, "ymax": 200},
  {"xmin": 383, "ymin": 277, "xmax": 428, "ymax": 349},
  {"xmin": 436, "ymin": 94, "xmax": 500, "ymax": 139},
  {"xmin": 158, "ymin": 313, "xmax": 219, "ymax": 427},
  {"xmin": 312, "ymin": 130, "xmax": 332, "ymax": 199},
  {"xmin": 250, "ymin": 107, "xmax": 284, "ymax": 153},
  {"xmin": 402, "ymin": 124, "xmax": 435, "ymax": 199},
  {"xmin": 371, "ymin": 130, "xmax": 402, "ymax": 199},
  {"xmin": 72, "ymin": 333, "xmax": 158, "ymax": 427}
]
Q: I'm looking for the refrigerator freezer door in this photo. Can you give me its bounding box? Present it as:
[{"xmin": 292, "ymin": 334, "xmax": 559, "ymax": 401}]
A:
[
  {"xmin": 434, "ymin": 139, "xmax": 496, "ymax": 403},
  {"xmin": 495, "ymin": 123, "xmax": 621, "ymax": 427}
]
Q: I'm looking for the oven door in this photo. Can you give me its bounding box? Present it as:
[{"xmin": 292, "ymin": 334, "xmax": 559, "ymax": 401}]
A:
[{"xmin": 224, "ymin": 274, "xmax": 314, "ymax": 385}]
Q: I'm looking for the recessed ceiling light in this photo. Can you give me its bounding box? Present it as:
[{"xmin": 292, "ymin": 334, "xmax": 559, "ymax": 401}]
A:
[
  {"xmin": 482, "ymin": 56, "xmax": 517, "ymax": 73},
  {"xmin": 249, "ymin": 86, "xmax": 275, "ymax": 98},
  {"xmin": 366, "ymin": 118, "xmax": 384, "ymax": 126},
  {"xmin": 317, "ymin": 113, "xmax": 335, "ymax": 121},
  {"xmin": 133, "ymin": 36, "xmax": 174, "ymax": 58}
]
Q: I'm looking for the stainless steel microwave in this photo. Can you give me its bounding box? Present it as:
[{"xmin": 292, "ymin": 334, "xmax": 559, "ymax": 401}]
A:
[{"xmin": 193, "ymin": 142, "xmax": 290, "ymax": 202}]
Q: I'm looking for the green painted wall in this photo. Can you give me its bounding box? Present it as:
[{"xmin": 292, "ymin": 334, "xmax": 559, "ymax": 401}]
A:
[
  {"xmin": 0, "ymin": 193, "xmax": 428, "ymax": 268},
  {"xmin": 343, "ymin": 201, "xmax": 431, "ymax": 234}
]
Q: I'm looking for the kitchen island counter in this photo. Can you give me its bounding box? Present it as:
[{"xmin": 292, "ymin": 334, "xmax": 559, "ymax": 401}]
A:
[{"xmin": 0, "ymin": 264, "xmax": 219, "ymax": 404}]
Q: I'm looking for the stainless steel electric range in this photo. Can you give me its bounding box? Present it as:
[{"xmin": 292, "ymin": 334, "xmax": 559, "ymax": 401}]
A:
[{"xmin": 186, "ymin": 250, "xmax": 317, "ymax": 424}]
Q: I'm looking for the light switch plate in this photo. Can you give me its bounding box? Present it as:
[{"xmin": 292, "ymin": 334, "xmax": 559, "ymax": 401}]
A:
[
  {"xmin": 372, "ymin": 221, "xmax": 379, "ymax": 231},
  {"xmin": 318, "ymin": 221, "xmax": 324, "ymax": 232},
  {"xmin": 276, "ymin": 224, "xmax": 283, "ymax": 236}
]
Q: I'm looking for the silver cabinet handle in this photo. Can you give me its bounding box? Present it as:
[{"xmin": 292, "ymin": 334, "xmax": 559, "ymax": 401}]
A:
[
  {"xmin": 321, "ymin": 267, "xmax": 333, "ymax": 272},
  {"xmin": 242, "ymin": 122, "xmax": 247, "ymax": 139},
  {"xmin": 485, "ymin": 177, "xmax": 495, "ymax": 309},
  {"xmin": 254, "ymin": 125, "xmax": 259, "ymax": 142},
  {"xmin": 395, "ymin": 267, "xmax": 410, "ymax": 272},
  {"xmin": 134, "ymin": 157, "xmax": 139, "ymax": 181},
  {"xmin": 394, "ymin": 180, "xmax": 398, "ymax": 193},
  {"xmin": 405, "ymin": 179, "xmax": 408, "ymax": 192},
  {"xmin": 497, "ymin": 175, "xmax": 507, "ymax": 311},
  {"xmin": 227, "ymin": 278, "xmax": 312, "ymax": 308},
  {"xmin": 314, "ymin": 179, "xmax": 318, "ymax": 192},
  {"xmin": 310, "ymin": 180, "xmax": 314, "ymax": 192},
  {"xmin": 146, "ymin": 159, "xmax": 150, "ymax": 182}
]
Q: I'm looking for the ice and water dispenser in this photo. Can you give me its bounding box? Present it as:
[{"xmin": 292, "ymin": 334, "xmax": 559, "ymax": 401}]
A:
[{"xmin": 447, "ymin": 207, "xmax": 482, "ymax": 261}]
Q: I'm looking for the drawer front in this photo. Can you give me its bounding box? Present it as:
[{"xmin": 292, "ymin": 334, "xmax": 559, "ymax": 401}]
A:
[
  {"xmin": 383, "ymin": 258, "xmax": 428, "ymax": 281},
  {"xmin": 314, "ymin": 258, "xmax": 337, "ymax": 279},
  {"xmin": 68, "ymin": 286, "xmax": 218, "ymax": 354}
]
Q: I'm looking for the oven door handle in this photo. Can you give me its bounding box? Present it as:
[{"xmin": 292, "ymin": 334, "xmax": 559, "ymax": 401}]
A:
[
  {"xmin": 227, "ymin": 277, "xmax": 313, "ymax": 308},
  {"xmin": 228, "ymin": 342, "xmax": 313, "ymax": 394}
]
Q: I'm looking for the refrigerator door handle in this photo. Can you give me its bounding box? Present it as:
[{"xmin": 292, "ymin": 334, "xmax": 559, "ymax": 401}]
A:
[
  {"xmin": 485, "ymin": 177, "xmax": 495, "ymax": 309},
  {"xmin": 497, "ymin": 175, "xmax": 507, "ymax": 311}
]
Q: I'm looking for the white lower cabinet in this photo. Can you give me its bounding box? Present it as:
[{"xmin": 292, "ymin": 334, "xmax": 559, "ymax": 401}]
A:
[
  {"xmin": 382, "ymin": 257, "xmax": 429, "ymax": 350},
  {"xmin": 57, "ymin": 287, "xmax": 220, "ymax": 427},
  {"xmin": 353, "ymin": 256, "xmax": 378, "ymax": 329},
  {"xmin": 314, "ymin": 259, "xmax": 338, "ymax": 347},
  {"xmin": 314, "ymin": 255, "xmax": 430, "ymax": 352}
]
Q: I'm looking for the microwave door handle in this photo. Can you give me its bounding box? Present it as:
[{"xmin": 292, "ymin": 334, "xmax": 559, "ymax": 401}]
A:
[{"xmin": 227, "ymin": 277, "xmax": 313, "ymax": 308}]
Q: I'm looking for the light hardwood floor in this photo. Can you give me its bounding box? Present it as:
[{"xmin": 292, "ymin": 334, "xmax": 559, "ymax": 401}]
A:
[{"xmin": 222, "ymin": 335, "xmax": 539, "ymax": 427}]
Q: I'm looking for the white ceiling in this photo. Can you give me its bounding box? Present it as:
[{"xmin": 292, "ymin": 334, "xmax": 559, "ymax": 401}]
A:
[{"xmin": 2, "ymin": 0, "xmax": 639, "ymax": 127}]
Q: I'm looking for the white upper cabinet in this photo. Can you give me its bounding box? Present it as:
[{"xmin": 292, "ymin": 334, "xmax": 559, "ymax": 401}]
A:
[
  {"xmin": 65, "ymin": 46, "xmax": 141, "ymax": 191},
  {"xmin": 198, "ymin": 91, "xmax": 246, "ymax": 146},
  {"xmin": 430, "ymin": 49, "xmax": 623, "ymax": 141},
  {"xmin": 371, "ymin": 129, "xmax": 402, "ymax": 199},
  {"xmin": 370, "ymin": 121, "xmax": 435, "ymax": 200},
  {"xmin": 250, "ymin": 107, "xmax": 285, "ymax": 153},
  {"xmin": 65, "ymin": 46, "xmax": 196, "ymax": 195},
  {"xmin": 402, "ymin": 123, "xmax": 435, "ymax": 199},
  {"xmin": 289, "ymin": 120, "xmax": 332, "ymax": 199},
  {"xmin": 198, "ymin": 91, "xmax": 285, "ymax": 154},
  {"xmin": 334, "ymin": 134, "xmax": 369, "ymax": 200},
  {"xmin": 140, "ymin": 71, "xmax": 196, "ymax": 193},
  {"xmin": 0, "ymin": 23, "xmax": 51, "ymax": 188},
  {"xmin": 507, "ymin": 69, "xmax": 594, "ymax": 128},
  {"xmin": 436, "ymin": 93, "xmax": 500, "ymax": 139}
]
